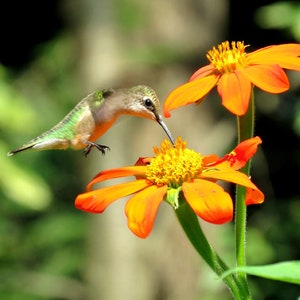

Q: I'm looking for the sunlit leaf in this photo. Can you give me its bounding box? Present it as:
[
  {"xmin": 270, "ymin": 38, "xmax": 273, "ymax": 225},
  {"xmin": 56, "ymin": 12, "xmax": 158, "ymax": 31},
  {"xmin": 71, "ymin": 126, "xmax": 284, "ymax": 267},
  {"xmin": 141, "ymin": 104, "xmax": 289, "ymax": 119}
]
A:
[{"xmin": 221, "ymin": 261, "xmax": 300, "ymax": 285}]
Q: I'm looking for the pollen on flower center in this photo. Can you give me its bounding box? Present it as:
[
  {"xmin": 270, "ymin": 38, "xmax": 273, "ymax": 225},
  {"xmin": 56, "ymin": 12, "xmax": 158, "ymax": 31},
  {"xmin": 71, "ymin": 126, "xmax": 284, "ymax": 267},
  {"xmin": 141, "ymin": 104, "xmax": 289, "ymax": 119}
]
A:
[
  {"xmin": 206, "ymin": 41, "xmax": 248, "ymax": 73},
  {"xmin": 146, "ymin": 138, "xmax": 203, "ymax": 187}
]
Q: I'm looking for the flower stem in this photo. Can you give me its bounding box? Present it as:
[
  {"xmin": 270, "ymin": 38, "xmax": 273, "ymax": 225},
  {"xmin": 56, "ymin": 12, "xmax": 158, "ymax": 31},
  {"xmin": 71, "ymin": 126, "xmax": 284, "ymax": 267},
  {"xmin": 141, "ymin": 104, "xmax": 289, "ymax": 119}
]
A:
[
  {"xmin": 175, "ymin": 200, "xmax": 251, "ymax": 299},
  {"xmin": 235, "ymin": 90, "xmax": 255, "ymax": 293}
]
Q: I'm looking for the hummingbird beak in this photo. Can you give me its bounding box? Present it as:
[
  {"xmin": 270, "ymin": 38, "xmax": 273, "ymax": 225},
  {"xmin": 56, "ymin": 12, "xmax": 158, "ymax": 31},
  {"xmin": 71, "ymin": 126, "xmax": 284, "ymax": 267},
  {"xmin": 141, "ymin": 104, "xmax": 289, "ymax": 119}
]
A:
[{"xmin": 155, "ymin": 114, "xmax": 175, "ymax": 146}]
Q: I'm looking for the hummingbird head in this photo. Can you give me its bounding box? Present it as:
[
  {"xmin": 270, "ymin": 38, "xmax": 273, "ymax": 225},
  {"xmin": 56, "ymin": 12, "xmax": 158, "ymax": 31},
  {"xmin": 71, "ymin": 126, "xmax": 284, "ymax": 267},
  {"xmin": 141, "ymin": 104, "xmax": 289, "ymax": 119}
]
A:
[{"xmin": 127, "ymin": 85, "xmax": 175, "ymax": 145}]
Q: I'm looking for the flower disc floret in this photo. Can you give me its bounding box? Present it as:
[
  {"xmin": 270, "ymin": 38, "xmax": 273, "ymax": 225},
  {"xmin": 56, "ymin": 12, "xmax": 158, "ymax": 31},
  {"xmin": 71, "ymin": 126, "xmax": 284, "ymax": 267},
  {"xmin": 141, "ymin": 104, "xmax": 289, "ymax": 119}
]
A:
[
  {"xmin": 146, "ymin": 138, "xmax": 203, "ymax": 187},
  {"xmin": 207, "ymin": 41, "xmax": 248, "ymax": 73}
]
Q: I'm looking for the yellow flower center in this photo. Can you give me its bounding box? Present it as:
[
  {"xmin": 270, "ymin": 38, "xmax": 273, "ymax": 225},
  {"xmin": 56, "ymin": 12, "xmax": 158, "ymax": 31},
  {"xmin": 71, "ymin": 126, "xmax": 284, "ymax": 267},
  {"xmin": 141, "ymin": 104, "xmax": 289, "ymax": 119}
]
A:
[
  {"xmin": 207, "ymin": 41, "xmax": 248, "ymax": 73},
  {"xmin": 146, "ymin": 137, "xmax": 203, "ymax": 187}
]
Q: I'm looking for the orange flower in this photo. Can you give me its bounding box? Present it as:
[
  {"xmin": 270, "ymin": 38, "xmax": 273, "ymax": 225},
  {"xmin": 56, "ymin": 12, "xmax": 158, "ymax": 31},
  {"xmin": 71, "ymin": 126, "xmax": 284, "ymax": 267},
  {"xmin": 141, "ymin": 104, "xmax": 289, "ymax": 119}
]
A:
[
  {"xmin": 164, "ymin": 41, "xmax": 300, "ymax": 116},
  {"xmin": 75, "ymin": 137, "xmax": 264, "ymax": 238}
]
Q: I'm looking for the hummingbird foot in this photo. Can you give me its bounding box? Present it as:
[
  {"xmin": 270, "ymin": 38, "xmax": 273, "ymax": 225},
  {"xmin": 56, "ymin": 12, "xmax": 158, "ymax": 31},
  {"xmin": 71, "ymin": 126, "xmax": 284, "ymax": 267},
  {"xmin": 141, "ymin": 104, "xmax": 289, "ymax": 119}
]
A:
[{"xmin": 83, "ymin": 142, "xmax": 110, "ymax": 157}]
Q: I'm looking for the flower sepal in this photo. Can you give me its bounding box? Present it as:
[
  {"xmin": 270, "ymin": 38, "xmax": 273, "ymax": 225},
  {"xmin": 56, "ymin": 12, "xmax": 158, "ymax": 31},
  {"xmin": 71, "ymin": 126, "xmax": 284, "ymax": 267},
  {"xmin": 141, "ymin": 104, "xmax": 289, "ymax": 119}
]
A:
[{"xmin": 166, "ymin": 186, "xmax": 182, "ymax": 209}]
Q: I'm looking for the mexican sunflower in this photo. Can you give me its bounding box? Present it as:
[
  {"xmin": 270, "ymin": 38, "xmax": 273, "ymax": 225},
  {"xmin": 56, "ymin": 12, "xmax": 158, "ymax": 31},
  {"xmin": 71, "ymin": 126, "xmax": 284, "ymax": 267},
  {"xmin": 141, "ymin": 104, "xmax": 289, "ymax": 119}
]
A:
[
  {"xmin": 164, "ymin": 41, "xmax": 300, "ymax": 116},
  {"xmin": 75, "ymin": 137, "xmax": 264, "ymax": 238}
]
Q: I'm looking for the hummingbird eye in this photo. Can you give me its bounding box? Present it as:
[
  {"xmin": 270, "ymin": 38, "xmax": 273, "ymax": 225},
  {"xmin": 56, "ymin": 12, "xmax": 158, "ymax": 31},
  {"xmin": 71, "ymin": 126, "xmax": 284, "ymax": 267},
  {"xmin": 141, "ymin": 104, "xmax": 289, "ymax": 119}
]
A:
[{"xmin": 143, "ymin": 96, "xmax": 154, "ymax": 111}]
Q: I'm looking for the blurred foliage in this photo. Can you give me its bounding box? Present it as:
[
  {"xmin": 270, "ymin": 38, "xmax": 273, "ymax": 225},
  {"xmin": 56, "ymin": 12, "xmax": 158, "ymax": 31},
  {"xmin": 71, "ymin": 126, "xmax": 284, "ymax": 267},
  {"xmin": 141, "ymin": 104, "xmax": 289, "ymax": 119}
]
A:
[
  {"xmin": 0, "ymin": 34, "xmax": 88, "ymax": 299},
  {"xmin": 242, "ymin": 4, "xmax": 300, "ymax": 299},
  {"xmin": 1, "ymin": 1, "xmax": 300, "ymax": 299},
  {"xmin": 255, "ymin": 1, "xmax": 300, "ymax": 41}
]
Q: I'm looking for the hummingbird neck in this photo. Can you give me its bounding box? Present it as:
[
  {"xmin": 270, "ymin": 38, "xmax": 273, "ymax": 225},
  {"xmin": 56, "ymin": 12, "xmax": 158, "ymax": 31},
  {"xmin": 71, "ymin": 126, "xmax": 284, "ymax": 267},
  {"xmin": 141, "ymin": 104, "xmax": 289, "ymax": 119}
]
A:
[{"xmin": 91, "ymin": 91, "xmax": 125, "ymax": 123}]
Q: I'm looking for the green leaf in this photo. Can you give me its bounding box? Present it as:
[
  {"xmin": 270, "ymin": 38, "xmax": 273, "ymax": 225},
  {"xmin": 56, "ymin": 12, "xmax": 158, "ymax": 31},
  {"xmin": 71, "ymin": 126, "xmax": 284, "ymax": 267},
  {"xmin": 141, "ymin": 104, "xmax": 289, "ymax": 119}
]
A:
[{"xmin": 221, "ymin": 261, "xmax": 300, "ymax": 285}]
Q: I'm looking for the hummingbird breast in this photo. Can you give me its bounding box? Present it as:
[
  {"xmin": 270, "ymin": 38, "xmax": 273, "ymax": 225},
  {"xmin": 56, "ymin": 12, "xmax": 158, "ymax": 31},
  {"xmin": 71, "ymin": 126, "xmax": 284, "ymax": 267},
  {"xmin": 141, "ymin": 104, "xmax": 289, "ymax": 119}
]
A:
[{"xmin": 73, "ymin": 101, "xmax": 118, "ymax": 148}]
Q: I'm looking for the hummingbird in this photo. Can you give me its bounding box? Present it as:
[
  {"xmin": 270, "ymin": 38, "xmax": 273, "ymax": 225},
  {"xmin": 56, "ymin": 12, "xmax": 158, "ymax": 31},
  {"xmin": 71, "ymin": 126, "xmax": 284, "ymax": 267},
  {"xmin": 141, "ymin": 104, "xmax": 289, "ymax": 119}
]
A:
[{"xmin": 8, "ymin": 85, "xmax": 175, "ymax": 157}]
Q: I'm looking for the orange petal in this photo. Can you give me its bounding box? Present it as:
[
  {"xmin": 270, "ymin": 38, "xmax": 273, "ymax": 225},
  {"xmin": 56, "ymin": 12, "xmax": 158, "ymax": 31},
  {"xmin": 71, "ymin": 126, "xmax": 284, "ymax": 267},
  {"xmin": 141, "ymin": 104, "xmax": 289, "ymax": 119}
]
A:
[
  {"xmin": 202, "ymin": 154, "xmax": 220, "ymax": 166},
  {"xmin": 201, "ymin": 169, "xmax": 264, "ymax": 206},
  {"xmin": 189, "ymin": 64, "xmax": 216, "ymax": 81},
  {"xmin": 248, "ymin": 44, "xmax": 300, "ymax": 71},
  {"xmin": 125, "ymin": 185, "xmax": 168, "ymax": 238},
  {"xmin": 87, "ymin": 166, "xmax": 147, "ymax": 191},
  {"xmin": 134, "ymin": 157, "xmax": 152, "ymax": 166},
  {"xmin": 163, "ymin": 75, "xmax": 219, "ymax": 117},
  {"xmin": 201, "ymin": 168, "xmax": 258, "ymax": 190},
  {"xmin": 182, "ymin": 180, "xmax": 233, "ymax": 224},
  {"xmin": 75, "ymin": 179, "xmax": 150, "ymax": 213},
  {"xmin": 233, "ymin": 136, "xmax": 261, "ymax": 168},
  {"xmin": 217, "ymin": 72, "xmax": 252, "ymax": 116},
  {"xmin": 240, "ymin": 64, "xmax": 290, "ymax": 93},
  {"xmin": 246, "ymin": 187, "xmax": 264, "ymax": 205},
  {"xmin": 219, "ymin": 136, "xmax": 262, "ymax": 170}
]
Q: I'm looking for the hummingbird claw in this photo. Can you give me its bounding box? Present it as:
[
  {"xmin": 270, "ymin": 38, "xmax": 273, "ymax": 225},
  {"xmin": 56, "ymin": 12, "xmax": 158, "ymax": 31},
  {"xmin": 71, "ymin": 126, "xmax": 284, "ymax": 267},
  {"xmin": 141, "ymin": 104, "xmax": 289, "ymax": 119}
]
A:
[{"xmin": 83, "ymin": 142, "xmax": 110, "ymax": 157}]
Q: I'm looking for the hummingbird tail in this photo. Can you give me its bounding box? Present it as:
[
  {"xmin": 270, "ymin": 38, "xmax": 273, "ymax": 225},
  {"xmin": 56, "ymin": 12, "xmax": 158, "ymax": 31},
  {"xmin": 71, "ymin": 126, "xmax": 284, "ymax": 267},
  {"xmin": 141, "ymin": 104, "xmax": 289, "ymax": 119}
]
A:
[{"xmin": 7, "ymin": 145, "xmax": 35, "ymax": 156}]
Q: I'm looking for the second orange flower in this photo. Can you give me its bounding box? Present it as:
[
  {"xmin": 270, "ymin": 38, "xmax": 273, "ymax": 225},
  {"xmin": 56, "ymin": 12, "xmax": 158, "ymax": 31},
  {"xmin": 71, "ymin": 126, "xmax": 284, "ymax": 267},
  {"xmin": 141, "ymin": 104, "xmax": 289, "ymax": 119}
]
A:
[{"xmin": 164, "ymin": 41, "xmax": 300, "ymax": 116}]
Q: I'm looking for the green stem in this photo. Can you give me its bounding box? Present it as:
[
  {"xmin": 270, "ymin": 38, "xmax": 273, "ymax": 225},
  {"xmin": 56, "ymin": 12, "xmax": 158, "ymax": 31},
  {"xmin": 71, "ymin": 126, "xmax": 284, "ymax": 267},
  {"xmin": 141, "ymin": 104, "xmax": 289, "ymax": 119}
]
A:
[
  {"xmin": 235, "ymin": 91, "xmax": 255, "ymax": 292},
  {"xmin": 175, "ymin": 201, "xmax": 251, "ymax": 300}
]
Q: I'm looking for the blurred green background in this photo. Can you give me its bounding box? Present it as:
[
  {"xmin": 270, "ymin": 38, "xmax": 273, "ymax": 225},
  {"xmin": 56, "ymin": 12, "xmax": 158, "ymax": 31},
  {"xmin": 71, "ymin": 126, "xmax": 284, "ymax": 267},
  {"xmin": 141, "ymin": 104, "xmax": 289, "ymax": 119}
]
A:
[{"xmin": 1, "ymin": 0, "xmax": 299, "ymax": 299}]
